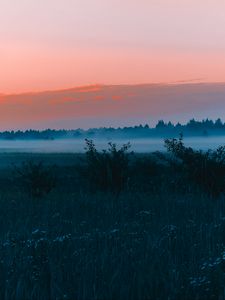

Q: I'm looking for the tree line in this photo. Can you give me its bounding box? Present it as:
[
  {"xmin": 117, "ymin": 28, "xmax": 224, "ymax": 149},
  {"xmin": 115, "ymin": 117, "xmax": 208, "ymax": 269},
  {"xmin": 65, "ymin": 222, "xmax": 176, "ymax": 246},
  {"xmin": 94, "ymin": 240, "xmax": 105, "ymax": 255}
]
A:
[{"xmin": 1, "ymin": 118, "xmax": 225, "ymax": 140}]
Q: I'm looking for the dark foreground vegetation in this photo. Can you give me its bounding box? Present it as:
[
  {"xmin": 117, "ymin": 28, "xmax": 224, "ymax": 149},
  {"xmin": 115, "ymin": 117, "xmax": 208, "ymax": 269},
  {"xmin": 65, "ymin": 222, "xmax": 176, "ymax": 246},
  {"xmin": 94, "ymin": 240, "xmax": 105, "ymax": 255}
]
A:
[{"xmin": 0, "ymin": 138, "xmax": 225, "ymax": 299}]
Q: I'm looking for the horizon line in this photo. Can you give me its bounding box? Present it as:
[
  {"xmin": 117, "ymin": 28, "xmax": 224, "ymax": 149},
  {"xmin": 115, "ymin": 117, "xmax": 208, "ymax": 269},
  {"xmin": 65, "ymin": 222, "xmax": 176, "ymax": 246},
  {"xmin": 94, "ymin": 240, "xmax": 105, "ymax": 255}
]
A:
[{"xmin": 0, "ymin": 117, "xmax": 224, "ymax": 133}]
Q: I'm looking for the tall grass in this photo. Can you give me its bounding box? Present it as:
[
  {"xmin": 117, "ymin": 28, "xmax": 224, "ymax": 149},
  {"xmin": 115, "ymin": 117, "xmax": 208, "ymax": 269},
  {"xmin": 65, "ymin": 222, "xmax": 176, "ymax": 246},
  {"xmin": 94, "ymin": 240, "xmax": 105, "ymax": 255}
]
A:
[
  {"xmin": 0, "ymin": 139, "xmax": 224, "ymax": 299},
  {"xmin": 0, "ymin": 186, "xmax": 225, "ymax": 299}
]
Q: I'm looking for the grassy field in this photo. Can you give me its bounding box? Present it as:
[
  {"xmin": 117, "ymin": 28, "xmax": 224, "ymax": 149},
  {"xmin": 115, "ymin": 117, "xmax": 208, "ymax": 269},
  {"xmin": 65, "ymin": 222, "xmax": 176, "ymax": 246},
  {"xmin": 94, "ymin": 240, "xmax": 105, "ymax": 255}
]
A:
[{"xmin": 0, "ymin": 147, "xmax": 225, "ymax": 300}]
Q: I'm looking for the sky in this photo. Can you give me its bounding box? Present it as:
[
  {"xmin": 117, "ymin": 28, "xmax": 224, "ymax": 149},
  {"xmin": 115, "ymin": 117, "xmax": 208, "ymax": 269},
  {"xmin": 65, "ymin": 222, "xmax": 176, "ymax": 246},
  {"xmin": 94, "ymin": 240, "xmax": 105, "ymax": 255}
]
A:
[
  {"xmin": 0, "ymin": 83, "xmax": 225, "ymax": 130},
  {"xmin": 1, "ymin": 0, "xmax": 225, "ymax": 93}
]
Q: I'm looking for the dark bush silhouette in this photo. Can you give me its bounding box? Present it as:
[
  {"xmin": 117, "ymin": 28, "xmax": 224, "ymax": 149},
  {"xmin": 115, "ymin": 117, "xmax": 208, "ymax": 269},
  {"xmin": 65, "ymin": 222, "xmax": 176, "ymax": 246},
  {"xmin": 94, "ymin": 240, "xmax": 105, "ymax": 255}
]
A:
[
  {"xmin": 84, "ymin": 139, "xmax": 132, "ymax": 193},
  {"xmin": 130, "ymin": 155, "xmax": 162, "ymax": 192},
  {"xmin": 14, "ymin": 161, "xmax": 56, "ymax": 198},
  {"xmin": 165, "ymin": 134, "xmax": 225, "ymax": 197}
]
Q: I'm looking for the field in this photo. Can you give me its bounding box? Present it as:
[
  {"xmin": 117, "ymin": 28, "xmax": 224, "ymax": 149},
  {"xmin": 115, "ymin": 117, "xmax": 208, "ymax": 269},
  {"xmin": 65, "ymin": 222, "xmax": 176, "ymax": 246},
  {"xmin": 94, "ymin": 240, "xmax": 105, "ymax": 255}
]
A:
[{"xmin": 0, "ymin": 143, "xmax": 225, "ymax": 300}]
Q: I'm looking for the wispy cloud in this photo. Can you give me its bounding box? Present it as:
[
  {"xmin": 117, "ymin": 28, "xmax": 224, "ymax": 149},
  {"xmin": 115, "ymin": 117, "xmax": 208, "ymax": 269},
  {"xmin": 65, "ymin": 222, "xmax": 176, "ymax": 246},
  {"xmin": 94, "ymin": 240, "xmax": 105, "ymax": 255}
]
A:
[{"xmin": 0, "ymin": 83, "xmax": 224, "ymax": 130}]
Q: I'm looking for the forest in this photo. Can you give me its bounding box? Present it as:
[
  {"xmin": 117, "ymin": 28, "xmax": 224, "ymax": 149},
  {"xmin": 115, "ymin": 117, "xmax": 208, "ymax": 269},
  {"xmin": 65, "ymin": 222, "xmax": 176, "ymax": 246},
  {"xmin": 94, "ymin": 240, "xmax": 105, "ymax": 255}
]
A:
[{"xmin": 1, "ymin": 118, "xmax": 225, "ymax": 140}]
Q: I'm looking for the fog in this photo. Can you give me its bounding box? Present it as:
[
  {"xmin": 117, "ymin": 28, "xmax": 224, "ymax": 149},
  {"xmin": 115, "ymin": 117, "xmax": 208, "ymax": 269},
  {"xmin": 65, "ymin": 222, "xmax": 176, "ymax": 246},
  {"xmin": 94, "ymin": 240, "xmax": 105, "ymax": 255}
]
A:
[{"xmin": 0, "ymin": 136, "xmax": 224, "ymax": 153}]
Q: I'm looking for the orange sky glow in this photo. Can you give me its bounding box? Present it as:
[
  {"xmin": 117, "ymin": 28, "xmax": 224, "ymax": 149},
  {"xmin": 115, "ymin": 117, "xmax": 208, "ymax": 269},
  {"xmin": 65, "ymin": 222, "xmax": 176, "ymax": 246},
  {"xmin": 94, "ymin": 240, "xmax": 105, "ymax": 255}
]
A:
[
  {"xmin": 0, "ymin": 0, "xmax": 225, "ymax": 128},
  {"xmin": 1, "ymin": 0, "xmax": 225, "ymax": 93}
]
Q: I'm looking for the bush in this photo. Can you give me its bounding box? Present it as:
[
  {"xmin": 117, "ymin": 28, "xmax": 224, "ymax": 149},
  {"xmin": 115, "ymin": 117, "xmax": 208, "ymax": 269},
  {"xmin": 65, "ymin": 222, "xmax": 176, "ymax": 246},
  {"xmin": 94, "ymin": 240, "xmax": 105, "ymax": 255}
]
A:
[
  {"xmin": 84, "ymin": 139, "xmax": 132, "ymax": 193},
  {"xmin": 14, "ymin": 161, "xmax": 56, "ymax": 198},
  {"xmin": 130, "ymin": 154, "xmax": 162, "ymax": 192},
  {"xmin": 165, "ymin": 134, "xmax": 225, "ymax": 197}
]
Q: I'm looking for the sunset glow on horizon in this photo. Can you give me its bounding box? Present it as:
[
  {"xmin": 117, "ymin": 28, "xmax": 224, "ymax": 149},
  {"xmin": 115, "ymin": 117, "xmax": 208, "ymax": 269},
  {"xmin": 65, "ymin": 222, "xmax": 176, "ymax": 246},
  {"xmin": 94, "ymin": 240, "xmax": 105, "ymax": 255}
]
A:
[{"xmin": 1, "ymin": 0, "xmax": 225, "ymax": 93}]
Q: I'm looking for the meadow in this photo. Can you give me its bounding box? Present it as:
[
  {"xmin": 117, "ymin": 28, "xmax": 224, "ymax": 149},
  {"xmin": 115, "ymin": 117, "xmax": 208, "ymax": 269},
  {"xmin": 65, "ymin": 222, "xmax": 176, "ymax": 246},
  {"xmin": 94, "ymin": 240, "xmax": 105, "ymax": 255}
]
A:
[{"xmin": 0, "ymin": 138, "xmax": 225, "ymax": 299}]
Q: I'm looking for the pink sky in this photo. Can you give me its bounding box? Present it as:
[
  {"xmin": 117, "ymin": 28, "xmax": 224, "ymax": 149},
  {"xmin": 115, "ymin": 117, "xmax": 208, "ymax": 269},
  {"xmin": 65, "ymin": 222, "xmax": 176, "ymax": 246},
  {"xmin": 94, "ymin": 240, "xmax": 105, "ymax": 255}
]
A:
[
  {"xmin": 1, "ymin": 0, "xmax": 225, "ymax": 93},
  {"xmin": 0, "ymin": 83, "xmax": 225, "ymax": 130}
]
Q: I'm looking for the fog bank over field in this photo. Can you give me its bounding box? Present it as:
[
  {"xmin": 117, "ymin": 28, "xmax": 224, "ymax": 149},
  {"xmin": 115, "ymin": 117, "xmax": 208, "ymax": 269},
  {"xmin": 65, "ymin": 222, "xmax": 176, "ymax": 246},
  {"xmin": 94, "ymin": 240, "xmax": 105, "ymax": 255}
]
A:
[{"xmin": 0, "ymin": 136, "xmax": 224, "ymax": 153}]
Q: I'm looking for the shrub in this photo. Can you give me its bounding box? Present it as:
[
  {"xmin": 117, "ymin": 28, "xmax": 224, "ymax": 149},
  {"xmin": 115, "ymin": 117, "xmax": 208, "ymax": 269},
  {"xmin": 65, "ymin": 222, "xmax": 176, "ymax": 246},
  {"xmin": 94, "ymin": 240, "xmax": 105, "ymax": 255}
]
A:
[
  {"xmin": 14, "ymin": 161, "xmax": 56, "ymax": 198},
  {"xmin": 130, "ymin": 154, "xmax": 162, "ymax": 192},
  {"xmin": 165, "ymin": 134, "xmax": 225, "ymax": 197},
  {"xmin": 84, "ymin": 139, "xmax": 132, "ymax": 193}
]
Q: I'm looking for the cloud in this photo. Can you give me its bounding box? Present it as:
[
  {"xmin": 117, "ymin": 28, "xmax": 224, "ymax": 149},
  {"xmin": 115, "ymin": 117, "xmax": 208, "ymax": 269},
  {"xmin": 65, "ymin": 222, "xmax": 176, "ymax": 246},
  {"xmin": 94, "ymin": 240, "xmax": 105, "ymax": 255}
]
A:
[{"xmin": 0, "ymin": 83, "xmax": 225, "ymax": 130}]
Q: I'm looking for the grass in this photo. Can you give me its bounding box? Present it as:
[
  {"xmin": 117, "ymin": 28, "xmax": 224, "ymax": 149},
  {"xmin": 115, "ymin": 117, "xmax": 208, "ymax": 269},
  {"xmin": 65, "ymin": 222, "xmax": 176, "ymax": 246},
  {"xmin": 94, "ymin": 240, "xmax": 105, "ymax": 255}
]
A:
[{"xmin": 0, "ymin": 150, "xmax": 224, "ymax": 299}]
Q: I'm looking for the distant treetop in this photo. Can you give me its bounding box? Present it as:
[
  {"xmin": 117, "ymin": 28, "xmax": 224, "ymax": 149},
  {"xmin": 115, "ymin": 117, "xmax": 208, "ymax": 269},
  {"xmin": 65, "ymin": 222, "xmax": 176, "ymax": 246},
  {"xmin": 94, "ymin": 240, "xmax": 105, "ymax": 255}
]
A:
[{"xmin": 1, "ymin": 118, "xmax": 225, "ymax": 140}]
